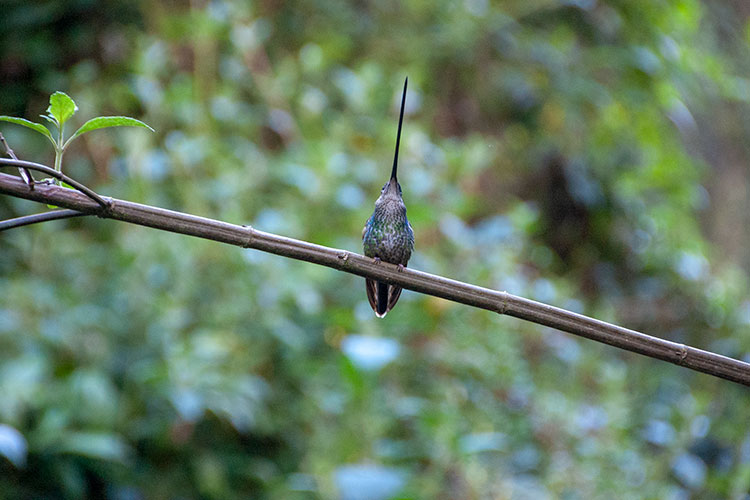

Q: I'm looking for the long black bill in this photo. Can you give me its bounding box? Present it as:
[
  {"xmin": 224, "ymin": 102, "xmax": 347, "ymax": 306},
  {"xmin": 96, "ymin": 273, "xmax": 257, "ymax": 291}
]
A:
[{"xmin": 390, "ymin": 77, "xmax": 408, "ymax": 182}]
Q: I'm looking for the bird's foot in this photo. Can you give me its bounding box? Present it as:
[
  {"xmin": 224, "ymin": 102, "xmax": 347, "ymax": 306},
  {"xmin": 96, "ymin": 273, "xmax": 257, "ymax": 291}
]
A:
[
  {"xmin": 397, "ymin": 264, "xmax": 405, "ymax": 272},
  {"xmin": 373, "ymin": 257, "xmax": 382, "ymax": 264}
]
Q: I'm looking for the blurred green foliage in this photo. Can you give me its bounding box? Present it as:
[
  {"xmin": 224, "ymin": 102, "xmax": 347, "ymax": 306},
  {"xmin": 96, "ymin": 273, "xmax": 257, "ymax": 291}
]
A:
[{"xmin": 2, "ymin": 0, "xmax": 750, "ymax": 498}]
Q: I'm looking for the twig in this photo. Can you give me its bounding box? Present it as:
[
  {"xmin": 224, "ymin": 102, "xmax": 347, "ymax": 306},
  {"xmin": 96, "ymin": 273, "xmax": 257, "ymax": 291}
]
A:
[
  {"xmin": 0, "ymin": 158, "xmax": 109, "ymax": 209},
  {"xmin": 0, "ymin": 170, "xmax": 748, "ymax": 387},
  {"xmin": 0, "ymin": 209, "xmax": 87, "ymax": 231},
  {"xmin": 0, "ymin": 132, "xmax": 33, "ymax": 186}
]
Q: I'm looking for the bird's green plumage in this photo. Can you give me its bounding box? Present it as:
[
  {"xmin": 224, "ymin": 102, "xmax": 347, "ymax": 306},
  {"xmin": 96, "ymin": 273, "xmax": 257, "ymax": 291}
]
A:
[{"xmin": 362, "ymin": 204, "xmax": 414, "ymax": 266}]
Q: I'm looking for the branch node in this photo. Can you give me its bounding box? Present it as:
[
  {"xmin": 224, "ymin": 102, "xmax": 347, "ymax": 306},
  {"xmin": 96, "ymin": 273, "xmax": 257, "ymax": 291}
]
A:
[
  {"xmin": 677, "ymin": 344, "xmax": 689, "ymax": 364},
  {"xmin": 498, "ymin": 291, "xmax": 508, "ymax": 315},
  {"xmin": 241, "ymin": 225, "xmax": 255, "ymax": 248},
  {"xmin": 337, "ymin": 251, "xmax": 350, "ymax": 264},
  {"xmin": 98, "ymin": 197, "xmax": 115, "ymax": 217}
]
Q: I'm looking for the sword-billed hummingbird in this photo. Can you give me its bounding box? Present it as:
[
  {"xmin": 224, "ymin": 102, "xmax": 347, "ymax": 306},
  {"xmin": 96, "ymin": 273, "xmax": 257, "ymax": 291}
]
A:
[{"xmin": 362, "ymin": 77, "xmax": 415, "ymax": 318}]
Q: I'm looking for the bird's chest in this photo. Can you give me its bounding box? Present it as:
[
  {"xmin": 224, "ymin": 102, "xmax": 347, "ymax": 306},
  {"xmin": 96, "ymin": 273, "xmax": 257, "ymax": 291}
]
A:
[{"xmin": 363, "ymin": 218, "xmax": 413, "ymax": 264}]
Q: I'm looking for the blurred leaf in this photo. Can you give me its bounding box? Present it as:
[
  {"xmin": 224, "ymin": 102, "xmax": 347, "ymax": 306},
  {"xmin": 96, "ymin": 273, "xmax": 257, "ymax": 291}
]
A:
[
  {"xmin": 0, "ymin": 424, "xmax": 27, "ymax": 467},
  {"xmin": 334, "ymin": 464, "xmax": 407, "ymax": 500},
  {"xmin": 58, "ymin": 432, "xmax": 130, "ymax": 464}
]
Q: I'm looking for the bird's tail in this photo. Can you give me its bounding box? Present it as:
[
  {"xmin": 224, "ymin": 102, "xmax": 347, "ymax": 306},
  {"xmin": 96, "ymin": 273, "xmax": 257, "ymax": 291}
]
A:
[{"xmin": 366, "ymin": 278, "xmax": 403, "ymax": 318}]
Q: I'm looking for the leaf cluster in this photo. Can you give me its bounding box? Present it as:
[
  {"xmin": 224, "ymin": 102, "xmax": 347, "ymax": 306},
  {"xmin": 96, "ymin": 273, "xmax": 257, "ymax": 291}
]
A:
[{"xmin": 0, "ymin": 92, "xmax": 152, "ymax": 181}]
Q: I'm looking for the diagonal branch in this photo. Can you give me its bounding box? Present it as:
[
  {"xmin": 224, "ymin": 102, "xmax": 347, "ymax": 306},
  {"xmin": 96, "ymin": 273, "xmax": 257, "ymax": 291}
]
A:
[
  {"xmin": 0, "ymin": 209, "xmax": 86, "ymax": 231},
  {"xmin": 0, "ymin": 170, "xmax": 748, "ymax": 387},
  {"xmin": 0, "ymin": 132, "xmax": 34, "ymax": 186}
]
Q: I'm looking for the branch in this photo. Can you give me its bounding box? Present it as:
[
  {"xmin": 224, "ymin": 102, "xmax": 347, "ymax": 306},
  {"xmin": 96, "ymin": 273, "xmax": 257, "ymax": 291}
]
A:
[
  {"xmin": 0, "ymin": 158, "xmax": 110, "ymax": 208},
  {"xmin": 0, "ymin": 209, "xmax": 86, "ymax": 231},
  {"xmin": 0, "ymin": 132, "xmax": 33, "ymax": 185},
  {"xmin": 0, "ymin": 168, "xmax": 748, "ymax": 387}
]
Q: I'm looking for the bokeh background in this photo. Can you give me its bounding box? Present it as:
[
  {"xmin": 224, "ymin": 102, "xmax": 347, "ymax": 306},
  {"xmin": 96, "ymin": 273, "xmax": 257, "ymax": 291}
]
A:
[{"xmin": 1, "ymin": 0, "xmax": 750, "ymax": 498}]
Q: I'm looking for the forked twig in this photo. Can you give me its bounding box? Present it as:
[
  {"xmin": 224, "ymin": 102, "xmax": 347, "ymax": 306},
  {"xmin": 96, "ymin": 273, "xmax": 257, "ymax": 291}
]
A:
[{"xmin": 0, "ymin": 132, "xmax": 33, "ymax": 186}]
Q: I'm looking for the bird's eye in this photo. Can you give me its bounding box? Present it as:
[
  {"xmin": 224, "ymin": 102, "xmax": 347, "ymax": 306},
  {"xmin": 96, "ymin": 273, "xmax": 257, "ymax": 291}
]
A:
[{"xmin": 382, "ymin": 183, "xmax": 388, "ymax": 192}]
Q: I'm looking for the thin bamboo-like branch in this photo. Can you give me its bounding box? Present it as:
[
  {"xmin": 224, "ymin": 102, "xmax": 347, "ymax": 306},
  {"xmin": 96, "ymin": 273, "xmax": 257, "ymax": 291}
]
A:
[
  {"xmin": 0, "ymin": 209, "xmax": 86, "ymax": 231},
  {"xmin": 0, "ymin": 158, "xmax": 110, "ymax": 208},
  {"xmin": 0, "ymin": 169, "xmax": 748, "ymax": 387}
]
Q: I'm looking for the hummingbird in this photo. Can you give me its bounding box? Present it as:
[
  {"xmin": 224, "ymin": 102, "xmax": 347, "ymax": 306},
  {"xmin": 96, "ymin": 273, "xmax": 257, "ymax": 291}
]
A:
[{"xmin": 362, "ymin": 77, "xmax": 415, "ymax": 318}]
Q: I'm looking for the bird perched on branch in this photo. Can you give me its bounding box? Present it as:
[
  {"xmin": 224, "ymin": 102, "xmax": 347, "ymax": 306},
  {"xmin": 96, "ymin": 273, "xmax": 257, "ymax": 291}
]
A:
[{"xmin": 362, "ymin": 77, "xmax": 415, "ymax": 318}]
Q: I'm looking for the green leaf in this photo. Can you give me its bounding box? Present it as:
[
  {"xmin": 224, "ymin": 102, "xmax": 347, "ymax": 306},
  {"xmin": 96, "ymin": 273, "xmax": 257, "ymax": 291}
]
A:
[
  {"xmin": 68, "ymin": 116, "xmax": 155, "ymax": 143},
  {"xmin": 46, "ymin": 92, "xmax": 78, "ymax": 126},
  {"xmin": 0, "ymin": 116, "xmax": 55, "ymax": 143},
  {"xmin": 39, "ymin": 114, "xmax": 58, "ymax": 127}
]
